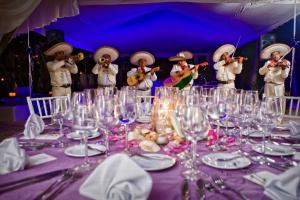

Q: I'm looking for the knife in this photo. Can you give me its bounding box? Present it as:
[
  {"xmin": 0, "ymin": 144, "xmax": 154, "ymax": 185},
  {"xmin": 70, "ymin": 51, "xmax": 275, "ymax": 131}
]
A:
[
  {"xmin": 182, "ymin": 179, "xmax": 190, "ymax": 200},
  {"xmin": 0, "ymin": 168, "xmax": 68, "ymax": 194}
]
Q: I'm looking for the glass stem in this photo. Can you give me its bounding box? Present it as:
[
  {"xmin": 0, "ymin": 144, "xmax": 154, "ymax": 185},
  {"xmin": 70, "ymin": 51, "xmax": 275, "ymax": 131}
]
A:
[
  {"xmin": 124, "ymin": 123, "xmax": 129, "ymax": 153},
  {"xmin": 191, "ymin": 140, "xmax": 197, "ymax": 168},
  {"xmin": 105, "ymin": 128, "xmax": 109, "ymax": 157},
  {"xmin": 83, "ymin": 132, "xmax": 89, "ymax": 164}
]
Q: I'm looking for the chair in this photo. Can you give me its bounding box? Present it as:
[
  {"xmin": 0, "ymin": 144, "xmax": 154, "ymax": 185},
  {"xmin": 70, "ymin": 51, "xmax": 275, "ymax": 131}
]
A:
[
  {"xmin": 282, "ymin": 96, "xmax": 300, "ymax": 119},
  {"xmin": 26, "ymin": 95, "xmax": 70, "ymax": 119},
  {"xmin": 136, "ymin": 96, "xmax": 154, "ymax": 118}
]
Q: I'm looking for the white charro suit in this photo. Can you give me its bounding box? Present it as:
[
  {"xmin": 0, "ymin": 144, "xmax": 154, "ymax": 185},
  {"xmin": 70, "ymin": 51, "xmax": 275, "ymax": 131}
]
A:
[
  {"xmin": 47, "ymin": 59, "xmax": 78, "ymax": 96},
  {"xmin": 213, "ymin": 60, "xmax": 242, "ymax": 89},
  {"xmin": 92, "ymin": 63, "xmax": 118, "ymax": 87},
  {"xmin": 259, "ymin": 60, "xmax": 290, "ymax": 97}
]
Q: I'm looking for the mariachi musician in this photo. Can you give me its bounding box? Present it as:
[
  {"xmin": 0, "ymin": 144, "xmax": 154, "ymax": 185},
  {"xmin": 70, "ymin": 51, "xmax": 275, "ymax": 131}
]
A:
[
  {"xmin": 165, "ymin": 51, "xmax": 207, "ymax": 90},
  {"xmin": 45, "ymin": 41, "xmax": 78, "ymax": 96},
  {"xmin": 213, "ymin": 44, "xmax": 245, "ymax": 89},
  {"xmin": 127, "ymin": 51, "xmax": 159, "ymax": 96},
  {"xmin": 259, "ymin": 43, "xmax": 291, "ymax": 97},
  {"xmin": 92, "ymin": 46, "xmax": 119, "ymax": 88}
]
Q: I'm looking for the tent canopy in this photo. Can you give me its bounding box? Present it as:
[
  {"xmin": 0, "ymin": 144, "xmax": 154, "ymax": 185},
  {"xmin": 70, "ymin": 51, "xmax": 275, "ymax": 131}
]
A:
[{"xmin": 39, "ymin": 0, "xmax": 300, "ymax": 56}]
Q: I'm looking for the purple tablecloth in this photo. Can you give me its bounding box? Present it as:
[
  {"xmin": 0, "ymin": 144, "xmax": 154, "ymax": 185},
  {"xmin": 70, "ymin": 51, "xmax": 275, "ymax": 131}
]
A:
[{"xmin": 0, "ymin": 124, "xmax": 296, "ymax": 200}]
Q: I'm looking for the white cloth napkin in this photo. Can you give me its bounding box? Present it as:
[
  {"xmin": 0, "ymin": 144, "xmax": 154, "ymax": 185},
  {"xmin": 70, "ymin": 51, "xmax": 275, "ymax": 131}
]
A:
[
  {"xmin": 289, "ymin": 121, "xmax": 300, "ymax": 139},
  {"xmin": 264, "ymin": 165, "xmax": 300, "ymax": 200},
  {"xmin": 79, "ymin": 153, "xmax": 153, "ymax": 200},
  {"xmin": 0, "ymin": 138, "xmax": 28, "ymax": 175},
  {"xmin": 23, "ymin": 114, "xmax": 45, "ymax": 139}
]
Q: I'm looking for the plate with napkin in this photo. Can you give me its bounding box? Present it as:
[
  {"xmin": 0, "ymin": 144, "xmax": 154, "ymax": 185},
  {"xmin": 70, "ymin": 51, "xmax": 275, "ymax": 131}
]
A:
[
  {"xmin": 80, "ymin": 153, "xmax": 152, "ymax": 200},
  {"xmin": 0, "ymin": 137, "xmax": 28, "ymax": 175}
]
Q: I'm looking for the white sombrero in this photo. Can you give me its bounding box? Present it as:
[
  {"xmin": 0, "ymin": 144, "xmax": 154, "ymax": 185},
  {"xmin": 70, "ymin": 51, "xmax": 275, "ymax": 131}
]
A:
[
  {"xmin": 130, "ymin": 51, "xmax": 155, "ymax": 66},
  {"xmin": 260, "ymin": 43, "xmax": 290, "ymax": 60},
  {"xmin": 44, "ymin": 42, "xmax": 73, "ymax": 56},
  {"xmin": 94, "ymin": 46, "xmax": 119, "ymax": 62},
  {"xmin": 212, "ymin": 44, "xmax": 235, "ymax": 62},
  {"xmin": 169, "ymin": 51, "xmax": 193, "ymax": 61}
]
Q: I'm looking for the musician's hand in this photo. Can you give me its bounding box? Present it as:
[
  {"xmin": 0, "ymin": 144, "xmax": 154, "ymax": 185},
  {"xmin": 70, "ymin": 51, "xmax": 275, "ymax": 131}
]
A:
[
  {"xmin": 268, "ymin": 61, "xmax": 276, "ymax": 68},
  {"xmin": 238, "ymin": 57, "xmax": 244, "ymax": 64}
]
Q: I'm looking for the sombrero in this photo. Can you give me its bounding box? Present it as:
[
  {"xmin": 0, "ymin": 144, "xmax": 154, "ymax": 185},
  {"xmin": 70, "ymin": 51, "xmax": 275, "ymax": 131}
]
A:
[
  {"xmin": 260, "ymin": 43, "xmax": 290, "ymax": 60},
  {"xmin": 130, "ymin": 51, "xmax": 155, "ymax": 66},
  {"xmin": 94, "ymin": 46, "xmax": 119, "ymax": 62},
  {"xmin": 212, "ymin": 44, "xmax": 235, "ymax": 62},
  {"xmin": 169, "ymin": 51, "xmax": 193, "ymax": 62},
  {"xmin": 44, "ymin": 42, "xmax": 73, "ymax": 56}
]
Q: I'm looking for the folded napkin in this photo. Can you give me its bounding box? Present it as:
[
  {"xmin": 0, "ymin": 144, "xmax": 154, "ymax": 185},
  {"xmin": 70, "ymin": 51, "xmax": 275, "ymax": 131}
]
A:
[
  {"xmin": 0, "ymin": 138, "xmax": 28, "ymax": 175},
  {"xmin": 289, "ymin": 121, "xmax": 300, "ymax": 139},
  {"xmin": 24, "ymin": 113, "xmax": 45, "ymax": 139},
  {"xmin": 80, "ymin": 153, "xmax": 152, "ymax": 200},
  {"xmin": 264, "ymin": 165, "xmax": 300, "ymax": 200}
]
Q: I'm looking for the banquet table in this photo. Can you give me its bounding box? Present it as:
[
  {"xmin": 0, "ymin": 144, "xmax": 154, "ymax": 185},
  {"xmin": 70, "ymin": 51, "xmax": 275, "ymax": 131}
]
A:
[{"xmin": 0, "ymin": 121, "xmax": 299, "ymax": 200}]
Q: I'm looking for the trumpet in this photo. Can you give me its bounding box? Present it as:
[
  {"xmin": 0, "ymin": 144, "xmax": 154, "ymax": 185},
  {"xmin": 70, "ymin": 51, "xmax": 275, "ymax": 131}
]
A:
[
  {"xmin": 232, "ymin": 56, "xmax": 248, "ymax": 61},
  {"xmin": 98, "ymin": 57, "xmax": 109, "ymax": 64},
  {"xmin": 65, "ymin": 52, "xmax": 84, "ymax": 63}
]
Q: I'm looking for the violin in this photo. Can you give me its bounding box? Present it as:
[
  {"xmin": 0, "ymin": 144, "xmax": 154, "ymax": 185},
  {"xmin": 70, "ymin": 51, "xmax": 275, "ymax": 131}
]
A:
[
  {"xmin": 268, "ymin": 59, "xmax": 288, "ymax": 69},
  {"xmin": 224, "ymin": 56, "xmax": 247, "ymax": 66}
]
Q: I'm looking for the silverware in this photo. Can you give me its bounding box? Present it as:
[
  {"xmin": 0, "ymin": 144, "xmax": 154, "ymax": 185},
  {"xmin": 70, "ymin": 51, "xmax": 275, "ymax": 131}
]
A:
[
  {"xmin": 42, "ymin": 170, "xmax": 83, "ymax": 200},
  {"xmin": 212, "ymin": 175, "xmax": 249, "ymax": 200},
  {"xmin": 250, "ymin": 174, "xmax": 267, "ymax": 185},
  {"xmin": 204, "ymin": 181, "xmax": 231, "ymax": 200},
  {"xmin": 87, "ymin": 145, "xmax": 105, "ymax": 153},
  {"xmin": 0, "ymin": 169, "xmax": 67, "ymax": 194},
  {"xmin": 131, "ymin": 153, "xmax": 171, "ymax": 161},
  {"xmin": 181, "ymin": 179, "xmax": 190, "ymax": 200},
  {"xmin": 33, "ymin": 169, "xmax": 76, "ymax": 200},
  {"xmin": 196, "ymin": 179, "xmax": 205, "ymax": 200},
  {"xmin": 216, "ymin": 155, "xmax": 244, "ymax": 162}
]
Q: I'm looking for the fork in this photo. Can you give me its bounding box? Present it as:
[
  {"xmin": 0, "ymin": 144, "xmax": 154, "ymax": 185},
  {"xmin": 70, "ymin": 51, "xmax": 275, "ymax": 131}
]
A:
[
  {"xmin": 216, "ymin": 155, "xmax": 244, "ymax": 162},
  {"xmin": 212, "ymin": 175, "xmax": 249, "ymax": 200},
  {"xmin": 43, "ymin": 171, "xmax": 83, "ymax": 200},
  {"xmin": 33, "ymin": 169, "xmax": 75, "ymax": 200}
]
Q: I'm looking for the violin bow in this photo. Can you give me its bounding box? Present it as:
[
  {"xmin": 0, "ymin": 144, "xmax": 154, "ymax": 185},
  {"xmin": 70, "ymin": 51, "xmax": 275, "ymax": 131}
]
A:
[{"xmin": 231, "ymin": 35, "xmax": 242, "ymax": 58}]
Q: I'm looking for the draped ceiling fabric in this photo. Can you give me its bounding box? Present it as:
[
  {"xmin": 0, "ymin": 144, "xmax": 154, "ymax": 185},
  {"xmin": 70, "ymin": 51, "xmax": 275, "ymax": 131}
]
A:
[
  {"xmin": 35, "ymin": 0, "xmax": 300, "ymax": 57},
  {"xmin": 0, "ymin": 0, "xmax": 79, "ymax": 40}
]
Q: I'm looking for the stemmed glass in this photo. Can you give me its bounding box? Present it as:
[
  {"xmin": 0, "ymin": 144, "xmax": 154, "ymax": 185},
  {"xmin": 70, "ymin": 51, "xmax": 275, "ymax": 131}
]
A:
[
  {"xmin": 94, "ymin": 93, "xmax": 117, "ymax": 157},
  {"xmin": 72, "ymin": 92, "xmax": 97, "ymax": 169},
  {"xmin": 180, "ymin": 104, "xmax": 210, "ymax": 181},
  {"xmin": 114, "ymin": 89, "xmax": 138, "ymax": 154},
  {"xmin": 52, "ymin": 99, "xmax": 70, "ymax": 135}
]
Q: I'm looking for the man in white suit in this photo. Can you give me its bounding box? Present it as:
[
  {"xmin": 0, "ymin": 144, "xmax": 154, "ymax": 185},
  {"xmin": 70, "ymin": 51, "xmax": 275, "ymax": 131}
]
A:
[{"xmin": 92, "ymin": 46, "xmax": 119, "ymax": 88}]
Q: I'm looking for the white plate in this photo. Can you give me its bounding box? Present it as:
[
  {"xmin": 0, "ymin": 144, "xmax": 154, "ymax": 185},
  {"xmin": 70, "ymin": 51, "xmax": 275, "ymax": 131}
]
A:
[
  {"xmin": 136, "ymin": 116, "xmax": 151, "ymax": 123},
  {"xmin": 131, "ymin": 153, "xmax": 176, "ymax": 171},
  {"xmin": 252, "ymin": 143, "xmax": 296, "ymax": 156},
  {"xmin": 213, "ymin": 121, "xmax": 235, "ymax": 128},
  {"xmin": 244, "ymin": 130, "xmax": 271, "ymax": 138},
  {"xmin": 64, "ymin": 144, "xmax": 106, "ymax": 157},
  {"xmin": 202, "ymin": 152, "xmax": 251, "ymax": 169},
  {"xmin": 66, "ymin": 131, "xmax": 101, "ymax": 140}
]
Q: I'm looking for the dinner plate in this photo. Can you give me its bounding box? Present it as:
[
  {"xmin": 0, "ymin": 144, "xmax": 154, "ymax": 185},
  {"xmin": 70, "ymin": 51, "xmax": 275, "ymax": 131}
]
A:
[
  {"xmin": 252, "ymin": 143, "xmax": 296, "ymax": 156},
  {"xmin": 201, "ymin": 152, "xmax": 251, "ymax": 169},
  {"xmin": 136, "ymin": 116, "xmax": 151, "ymax": 123},
  {"xmin": 131, "ymin": 153, "xmax": 176, "ymax": 171},
  {"xmin": 66, "ymin": 131, "xmax": 101, "ymax": 140},
  {"xmin": 244, "ymin": 130, "xmax": 271, "ymax": 138},
  {"xmin": 213, "ymin": 121, "xmax": 235, "ymax": 128},
  {"xmin": 64, "ymin": 144, "xmax": 106, "ymax": 157}
]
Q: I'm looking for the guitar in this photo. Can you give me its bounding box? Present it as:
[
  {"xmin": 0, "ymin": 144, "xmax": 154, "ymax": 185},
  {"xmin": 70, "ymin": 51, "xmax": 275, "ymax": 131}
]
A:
[
  {"xmin": 127, "ymin": 66, "xmax": 160, "ymax": 86},
  {"xmin": 163, "ymin": 62, "xmax": 208, "ymax": 89}
]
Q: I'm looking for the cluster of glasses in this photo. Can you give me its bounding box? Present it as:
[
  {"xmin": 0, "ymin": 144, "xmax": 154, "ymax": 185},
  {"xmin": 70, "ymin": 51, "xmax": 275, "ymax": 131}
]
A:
[
  {"xmin": 175, "ymin": 86, "xmax": 284, "ymax": 181},
  {"xmin": 51, "ymin": 86, "xmax": 141, "ymax": 170}
]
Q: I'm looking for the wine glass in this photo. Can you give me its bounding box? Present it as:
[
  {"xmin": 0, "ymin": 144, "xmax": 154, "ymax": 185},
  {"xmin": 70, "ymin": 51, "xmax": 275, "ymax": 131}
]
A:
[
  {"xmin": 115, "ymin": 89, "xmax": 137, "ymax": 154},
  {"xmin": 72, "ymin": 92, "xmax": 97, "ymax": 169},
  {"xmin": 94, "ymin": 93, "xmax": 117, "ymax": 157},
  {"xmin": 52, "ymin": 99, "xmax": 69, "ymax": 134},
  {"xmin": 180, "ymin": 104, "xmax": 210, "ymax": 181}
]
